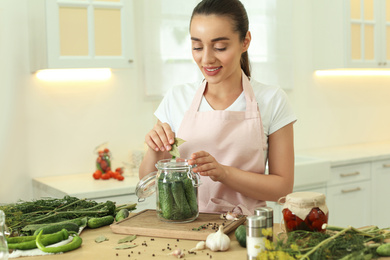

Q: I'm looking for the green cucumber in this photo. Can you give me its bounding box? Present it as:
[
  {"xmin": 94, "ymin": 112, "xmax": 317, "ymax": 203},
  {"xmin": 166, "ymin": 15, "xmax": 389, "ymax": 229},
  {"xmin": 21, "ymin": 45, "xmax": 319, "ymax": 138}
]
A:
[
  {"xmin": 115, "ymin": 208, "xmax": 129, "ymax": 222},
  {"xmin": 87, "ymin": 215, "xmax": 114, "ymax": 229},
  {"xmin": 235, "ymin": 225, "xmax": 246, "ymax": 248},
  {"xmin": 33, "ymin": 222, "xmax": 79, "ymax": 236},
  {"xmin": 377, "ymin": 243, "xmax": 390, "ymax": 256},
  {"xmin": 183, "ymin": 178, "xmax": 198, "ymax": 214},
  {"xmin": 158, "ymin": 180, "xmax": 174, "ymax": 220},
  {"xmin": 171, "ymin": 181, "xmax": 192, "ymax": 219}
]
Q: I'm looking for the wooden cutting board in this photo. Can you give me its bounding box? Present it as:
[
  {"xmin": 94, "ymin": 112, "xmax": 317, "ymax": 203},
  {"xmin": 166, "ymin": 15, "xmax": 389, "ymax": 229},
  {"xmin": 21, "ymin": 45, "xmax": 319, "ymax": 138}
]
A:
[{"xmin": 110, "ymin": 209, "xmax": 246, "ymax": 240}]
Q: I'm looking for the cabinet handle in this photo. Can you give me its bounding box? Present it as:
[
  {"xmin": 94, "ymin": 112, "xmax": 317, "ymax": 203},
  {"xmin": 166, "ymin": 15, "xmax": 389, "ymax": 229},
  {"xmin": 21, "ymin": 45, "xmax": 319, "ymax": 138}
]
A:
[
  {"xmin": 383, "ymin": 164, "xmax": 390, "ymax": 168},
  {"xmin": 341, "ymin": 187, "xmax": 361, "ymax": 193},
  {"xmin": 339, "ymin": 171, "xmax": 360, "ymax": 177}
]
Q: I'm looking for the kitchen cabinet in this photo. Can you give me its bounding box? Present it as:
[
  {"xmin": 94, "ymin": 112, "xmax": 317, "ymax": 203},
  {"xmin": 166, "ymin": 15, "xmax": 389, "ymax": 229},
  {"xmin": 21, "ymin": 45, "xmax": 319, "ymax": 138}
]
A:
[
  {"xmin": 371, "ymin": 159, "xmax": 390, "ymax": 228},
  {"xmin": 326, "ymin": 163, "xmax": 371, "ymax": 227},
  {"xmin": 312, "ymin": 0, "xmax": 390, "ymax": 69},
  {"xmin": 27, "ymin": 0, "xmax": 135, "ymax": 72}
]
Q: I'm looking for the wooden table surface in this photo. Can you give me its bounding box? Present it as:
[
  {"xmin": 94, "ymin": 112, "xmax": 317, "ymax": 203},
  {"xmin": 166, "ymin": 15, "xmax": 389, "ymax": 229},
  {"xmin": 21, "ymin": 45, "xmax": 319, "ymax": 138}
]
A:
[{"xmin": 13, "ymin": 222, "xmax": 390, "ymax": 260}]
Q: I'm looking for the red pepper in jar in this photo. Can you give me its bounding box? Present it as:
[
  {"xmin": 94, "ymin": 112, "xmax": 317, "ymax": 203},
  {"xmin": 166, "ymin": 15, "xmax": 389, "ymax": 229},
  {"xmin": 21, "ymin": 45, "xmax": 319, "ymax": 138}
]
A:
[{"xmin": 282, "ymin": 192, "xmax": 329, "ymax": 233}]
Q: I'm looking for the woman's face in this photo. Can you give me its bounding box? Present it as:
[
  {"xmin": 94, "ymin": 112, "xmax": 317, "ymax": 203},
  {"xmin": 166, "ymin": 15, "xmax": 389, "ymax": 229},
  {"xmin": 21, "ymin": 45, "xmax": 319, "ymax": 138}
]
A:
[{"xmin": 190, "ymin": 14, "xmax": 250, "ymax": 86}]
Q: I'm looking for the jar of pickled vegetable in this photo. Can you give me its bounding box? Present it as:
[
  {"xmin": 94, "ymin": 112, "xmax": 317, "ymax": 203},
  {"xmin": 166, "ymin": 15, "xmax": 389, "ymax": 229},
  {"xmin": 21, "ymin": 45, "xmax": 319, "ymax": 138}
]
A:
[
  {"xmin": 136, "ymin": 159, "xmax": 201, "ymax": 223},
  {"xmin": 280, "ymin": 192, "xmax": 329, "ymax": 233}
]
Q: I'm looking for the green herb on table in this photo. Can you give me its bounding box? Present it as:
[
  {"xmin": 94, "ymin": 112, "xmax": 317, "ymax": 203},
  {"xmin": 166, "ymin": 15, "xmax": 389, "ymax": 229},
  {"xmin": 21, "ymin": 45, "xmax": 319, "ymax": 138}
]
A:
[
  {"xmin": 114, "ymin": 244, "xmax": 138, "ymax": 250},
  {"xmin": 118, "ymin": 235, "xmax": 137, "ymax": 244},
  {"xmin": 259, "ymin": 225, "xmax": 390, "ymax": 259},
  {"xmin": 0, "ymin": 196, "xmax": 136, "ymax": 236},
  {"xmin": 169, "ymin": 138, "xmax": 186, "ymax": 159},
  {"xmin": 95, "ymin": 235, "xmax": 109, "ymax": 243}
]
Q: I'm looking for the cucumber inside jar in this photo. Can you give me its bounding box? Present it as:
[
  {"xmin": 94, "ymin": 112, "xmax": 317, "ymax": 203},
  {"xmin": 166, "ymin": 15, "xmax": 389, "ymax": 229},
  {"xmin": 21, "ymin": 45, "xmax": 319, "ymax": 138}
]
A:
[{"xmin": 157, "ymin": 171, "xmax": 198, "ymax": 222}]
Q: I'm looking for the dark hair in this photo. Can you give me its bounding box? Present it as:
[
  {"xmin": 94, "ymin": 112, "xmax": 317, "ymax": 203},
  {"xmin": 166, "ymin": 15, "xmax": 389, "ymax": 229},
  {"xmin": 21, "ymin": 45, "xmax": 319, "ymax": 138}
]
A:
[{"xmin": 190, "ymin": 0, "xmax": 251, "ymax": 77}]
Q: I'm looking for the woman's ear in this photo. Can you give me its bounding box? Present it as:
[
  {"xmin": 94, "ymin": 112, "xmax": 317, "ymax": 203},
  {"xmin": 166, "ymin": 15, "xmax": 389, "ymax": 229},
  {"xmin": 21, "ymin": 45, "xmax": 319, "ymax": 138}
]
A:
[{"xmin": 242, "ymin": 31, "xmax": 251, "ymax": 52}]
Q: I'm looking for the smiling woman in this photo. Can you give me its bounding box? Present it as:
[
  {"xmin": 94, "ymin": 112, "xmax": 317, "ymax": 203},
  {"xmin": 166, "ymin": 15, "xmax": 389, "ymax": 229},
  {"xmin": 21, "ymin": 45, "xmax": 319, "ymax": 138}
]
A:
[{"xmin": 139, "ymin": 0, "xmax": 297, "ymax": 216}]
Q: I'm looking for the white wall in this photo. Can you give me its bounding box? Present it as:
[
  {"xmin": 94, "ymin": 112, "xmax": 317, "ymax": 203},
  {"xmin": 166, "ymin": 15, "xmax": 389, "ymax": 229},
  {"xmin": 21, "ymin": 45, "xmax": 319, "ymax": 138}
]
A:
[{"xmin": 1, "ymin": 0, "xmax": 390, "ymax": 203}]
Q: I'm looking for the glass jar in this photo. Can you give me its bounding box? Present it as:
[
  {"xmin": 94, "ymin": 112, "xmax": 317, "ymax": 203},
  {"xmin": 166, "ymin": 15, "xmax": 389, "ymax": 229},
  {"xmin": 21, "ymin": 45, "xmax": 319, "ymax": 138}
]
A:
[
  {"xmin": 281, "ymin": 191, "xmax": 329, "ymax": 233},
  {"xmin": 136, "ymin": 159, "xmax": 201, "ymax": 223},
  {"xmin": 0, "ymin": 210, "xmax": 9, "ymax": 260}
]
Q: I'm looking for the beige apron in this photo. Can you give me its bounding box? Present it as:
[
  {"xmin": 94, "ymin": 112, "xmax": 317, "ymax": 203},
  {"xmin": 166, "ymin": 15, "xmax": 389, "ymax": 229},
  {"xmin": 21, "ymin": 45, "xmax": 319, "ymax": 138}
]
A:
[{"xmin": 177, "ymin": 71, "xmax": 267, "ymax": 215}]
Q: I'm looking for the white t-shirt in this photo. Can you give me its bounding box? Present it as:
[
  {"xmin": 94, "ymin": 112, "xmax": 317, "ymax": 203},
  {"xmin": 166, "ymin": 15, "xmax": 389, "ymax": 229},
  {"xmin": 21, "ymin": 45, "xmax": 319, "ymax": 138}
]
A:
[{"xmin": 155, "ymin": 78, "xmax": 297, "ymax": 157}]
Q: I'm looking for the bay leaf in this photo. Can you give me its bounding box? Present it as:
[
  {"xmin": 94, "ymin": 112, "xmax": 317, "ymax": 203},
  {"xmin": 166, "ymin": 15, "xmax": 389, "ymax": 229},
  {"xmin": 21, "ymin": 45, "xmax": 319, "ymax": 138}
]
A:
[
  {"xmin": 114, "ymin": 244, "xmax": 138, "ymax": 250},
  {"xmin": 169, "ymin": 137, "xmax": 186, "ymax": 158},
  {"xmin": 118, "ymin": 235, "xmax": 137, "ymax": 244},
  {"xmin": 95, "ymin": 235, "xmax": 109, "ymax": 243}
]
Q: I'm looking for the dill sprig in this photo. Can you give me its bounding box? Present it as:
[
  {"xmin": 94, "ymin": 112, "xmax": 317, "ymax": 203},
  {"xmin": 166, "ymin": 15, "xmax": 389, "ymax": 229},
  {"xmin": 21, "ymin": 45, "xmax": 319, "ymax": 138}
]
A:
[
  {"xmin": 0, "ymin": 195, "xmax": 118, "ymax": 235},
  {"xmin": 259, "ymin": 225, "xmax": 390, "ymax": 260}
]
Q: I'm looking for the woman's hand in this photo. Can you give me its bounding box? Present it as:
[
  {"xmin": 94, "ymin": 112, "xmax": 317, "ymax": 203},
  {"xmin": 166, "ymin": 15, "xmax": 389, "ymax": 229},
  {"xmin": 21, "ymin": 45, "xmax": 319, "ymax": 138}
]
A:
[
  {"xmin": 188, "ymin": 151, "xmax": 227, "ymax": 182},
  {"xmin": 145, "ymin": 121, "xmax": 175, "ymax": 153}
]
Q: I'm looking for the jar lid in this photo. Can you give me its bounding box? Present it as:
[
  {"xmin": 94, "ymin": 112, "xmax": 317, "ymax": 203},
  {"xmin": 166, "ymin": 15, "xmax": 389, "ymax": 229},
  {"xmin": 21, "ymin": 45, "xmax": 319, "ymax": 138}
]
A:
[
  {"xmin": 254, "ymin": 207, "xmax": 273, "ymax": 218},
  {"xmin": 285, "ymin": 192, "xmax": 326, "ymax": 207},
  {"xmin": 246, "ymin": 215, "xmax": 266, "ymax": 228},
  {"xmin": 135, "ymin": 171, "xmax": 157, "ymax": 202}
]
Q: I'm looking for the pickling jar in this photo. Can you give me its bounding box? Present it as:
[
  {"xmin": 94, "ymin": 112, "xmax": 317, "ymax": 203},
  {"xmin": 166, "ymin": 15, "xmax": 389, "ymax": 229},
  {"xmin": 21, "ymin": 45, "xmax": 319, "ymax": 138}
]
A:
[
  {"xmin": 0, "ymin": 210, "xmax": 9, "ymax": 260},
  {"xmin": 280, "ymin": 191, "xmax": 329, "ymax": 233},
  {"xmin": 136, "ymin": 159, "xmax": 201, "ymax": 223}
]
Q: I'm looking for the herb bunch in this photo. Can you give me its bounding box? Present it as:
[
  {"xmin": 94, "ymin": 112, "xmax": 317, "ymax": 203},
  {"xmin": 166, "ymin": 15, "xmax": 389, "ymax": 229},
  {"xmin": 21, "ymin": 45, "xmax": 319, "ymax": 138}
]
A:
[
  {"xmin": 0, "ymin": 195, "xmax": 118, "ymax": 235},
  {"xmin": 258, "ymin": 225, "xmax": 390, "ymax": 260}
]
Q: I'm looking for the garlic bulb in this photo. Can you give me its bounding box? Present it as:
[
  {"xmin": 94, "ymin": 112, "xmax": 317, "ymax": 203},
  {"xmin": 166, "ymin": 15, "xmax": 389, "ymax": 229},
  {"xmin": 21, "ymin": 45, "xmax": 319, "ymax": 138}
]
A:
[{"xmin": 206, "ymin": 225, "xmax": 230, "ymax": 252}]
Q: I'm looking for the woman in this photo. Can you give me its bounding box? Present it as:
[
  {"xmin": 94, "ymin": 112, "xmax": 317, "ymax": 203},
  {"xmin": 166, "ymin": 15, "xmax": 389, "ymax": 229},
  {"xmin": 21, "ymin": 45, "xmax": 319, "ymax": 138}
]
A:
[{"xmin": 139, "ymin": 0, "xmax": 297, "ymax": 215}]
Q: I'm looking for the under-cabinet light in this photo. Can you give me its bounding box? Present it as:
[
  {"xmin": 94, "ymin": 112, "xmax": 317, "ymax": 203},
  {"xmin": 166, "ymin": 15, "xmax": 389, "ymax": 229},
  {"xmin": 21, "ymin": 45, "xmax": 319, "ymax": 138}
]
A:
[
  {"xmin": 36, "ymin": 68, "xmax": 112, "ymax": 81},
  {"xmin": 315, "ymin": 69, "xmax": 390, "ymax": 76}
]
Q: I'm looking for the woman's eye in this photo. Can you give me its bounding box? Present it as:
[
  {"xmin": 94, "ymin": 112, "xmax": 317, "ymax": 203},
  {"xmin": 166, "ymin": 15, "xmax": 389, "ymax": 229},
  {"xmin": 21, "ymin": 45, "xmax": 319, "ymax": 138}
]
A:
[
  {"xmin": 215, "ymin": 47, "xmax": 226, "ymax": 51},
  {"xmin": 193, "ymin": 47, "xmax": 203, "ymax": 51}
]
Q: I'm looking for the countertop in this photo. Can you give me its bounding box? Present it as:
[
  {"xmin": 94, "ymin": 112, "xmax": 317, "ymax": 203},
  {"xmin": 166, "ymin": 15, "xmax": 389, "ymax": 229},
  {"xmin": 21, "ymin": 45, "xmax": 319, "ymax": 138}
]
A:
[
  {"xmin": 297, "ymin": 140, "xmax": 390, "ymax": 166},
  {"xmin": 15, "ymin": 222, "xmax": 390, "ymax": 260},
  {"xmin": 32, "ymin": 173, "xmax": 140, "ymax": 200},
  {"xmin": 20, "ymin": 222, "xmax": 251, "ymax": 260}
]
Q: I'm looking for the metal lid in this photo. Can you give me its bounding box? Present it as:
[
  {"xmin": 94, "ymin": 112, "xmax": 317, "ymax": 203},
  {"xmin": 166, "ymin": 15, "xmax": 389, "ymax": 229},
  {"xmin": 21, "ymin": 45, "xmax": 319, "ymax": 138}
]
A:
[
  {"xmin": 246, "ymin": 215, "xmax": 266, "ymax": 228},
  {"xmin": 254, "ymin": 207, "xmax": 274, "ymax": 218},
  {"xmin": 135, "ymin": 171, "xmax": 157, "ymax": 202}
]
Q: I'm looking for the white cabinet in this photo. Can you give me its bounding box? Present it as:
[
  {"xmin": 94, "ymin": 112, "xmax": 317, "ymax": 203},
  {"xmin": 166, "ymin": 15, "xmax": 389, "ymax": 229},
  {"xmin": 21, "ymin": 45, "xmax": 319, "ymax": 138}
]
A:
[
  {"xmin": 312, "ymin": 0, "xmax": 390, "ymax": 69},
  {"xmin": 326, "ymin": 163, "xmax": 371, "ymax": 227},
  {"xmin": 371, "ymin": 159, "xmax": 390, "ymax": 228},
  {"xmin": 28, "ymin": 0, "xmax": 135, "ymax": 72}
]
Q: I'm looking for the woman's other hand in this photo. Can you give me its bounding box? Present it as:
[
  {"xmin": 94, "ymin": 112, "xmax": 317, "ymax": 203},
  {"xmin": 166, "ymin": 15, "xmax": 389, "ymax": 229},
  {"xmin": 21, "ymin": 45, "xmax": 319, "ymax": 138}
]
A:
[
  {"xmin": 145, "ymin": 120, "xmax": 175, "ymax": 152},
  {"xmin": 189, "ymin": 151, "xmax": 227, "ymax": 182}
]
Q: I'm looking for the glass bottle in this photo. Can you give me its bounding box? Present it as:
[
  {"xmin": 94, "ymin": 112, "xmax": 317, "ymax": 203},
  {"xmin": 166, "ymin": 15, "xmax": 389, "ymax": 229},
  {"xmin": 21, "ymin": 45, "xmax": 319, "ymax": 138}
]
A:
[
  {"xmin": 0, "ymin": 210, "xmax": 9, "ymax": 260},
  {"xmin": 281, "ymin": 191, "xmax": 329, "ymax": 233},
  {"xmin": 246, "ymin": 215, "xmax": 267, "ymax": 260},
  {"xmin": 255, "ymin": 206, "xmax": 274, "ymax": 241},
  {"xmin": 136, "ymin": 158, "xmax": 201, "ymax": 223}
]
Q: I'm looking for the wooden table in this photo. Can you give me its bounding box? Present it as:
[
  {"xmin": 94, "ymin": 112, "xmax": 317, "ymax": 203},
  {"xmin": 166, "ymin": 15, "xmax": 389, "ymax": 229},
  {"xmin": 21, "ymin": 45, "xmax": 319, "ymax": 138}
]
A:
[
  {"xmin": 14, "ymin": 223, "xmax": 390, "ymax": 260},
  {"xmin": 22, "ymin": 223, "xmax": 250, "ymax": 260}
]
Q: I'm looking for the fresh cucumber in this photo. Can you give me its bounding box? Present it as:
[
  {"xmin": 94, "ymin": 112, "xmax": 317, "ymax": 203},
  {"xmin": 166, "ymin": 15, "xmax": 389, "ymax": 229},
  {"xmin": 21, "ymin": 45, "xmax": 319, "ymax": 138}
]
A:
[
  {"xmin": 183, "ymin": 178, "xmax": 198, "ymax": 214},
  {"xmin": 171, "ymin": 181, "xmax": 192, "ymax": 219},
  {"xmin": 87, "ymin": 215, "xmax": 114, "ymax": 229},
  {"xmin": 235, "ymin": 225, "xmax": 246, "ymax": 248},
  {"xmin": 115, "ymin": 208, "xmax": 129, "ymax": 222},
  {"xmin": 158, "ymin": 180, "xmax": 174, "ymax": 220},
  {"xmin": 33, "ymin": 222, "xmax": 79, "ymax": 236}
]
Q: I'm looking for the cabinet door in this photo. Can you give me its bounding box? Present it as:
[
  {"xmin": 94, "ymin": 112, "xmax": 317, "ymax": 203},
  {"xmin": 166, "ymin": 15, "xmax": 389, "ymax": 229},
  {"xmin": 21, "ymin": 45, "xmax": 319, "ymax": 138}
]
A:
[
  {"xmin": 347, "ymin": 0, "xmax": 381, "ymax": 67},
  {"xmin": 371, "ymin": 159, "xmax": 390, "ymax": 228},
  {"xmin": 29, "ymin": 0, "xmax": 134, "ymax": 71},
  {"xmin": 327, "ymin": 180, "xmax": 371, "ymax": 228},
  {"xmin": 380, "ymin": 0, "xmax": 390, "ymax": 67}
]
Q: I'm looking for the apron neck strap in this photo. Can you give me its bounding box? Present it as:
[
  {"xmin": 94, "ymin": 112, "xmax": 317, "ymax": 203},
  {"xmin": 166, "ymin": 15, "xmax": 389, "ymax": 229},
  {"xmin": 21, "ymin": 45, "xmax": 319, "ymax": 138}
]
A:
[{"xmin": 188, "ymin": 71, "xmax": 257, "ymax": 115}]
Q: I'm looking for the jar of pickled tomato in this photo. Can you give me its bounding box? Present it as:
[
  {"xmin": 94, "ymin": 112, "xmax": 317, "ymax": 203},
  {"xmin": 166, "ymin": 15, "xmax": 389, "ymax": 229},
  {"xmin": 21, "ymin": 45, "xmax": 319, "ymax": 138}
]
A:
[{"xmin": 280, "ymin": 192, "xmax": 329, "ymax": 233}]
